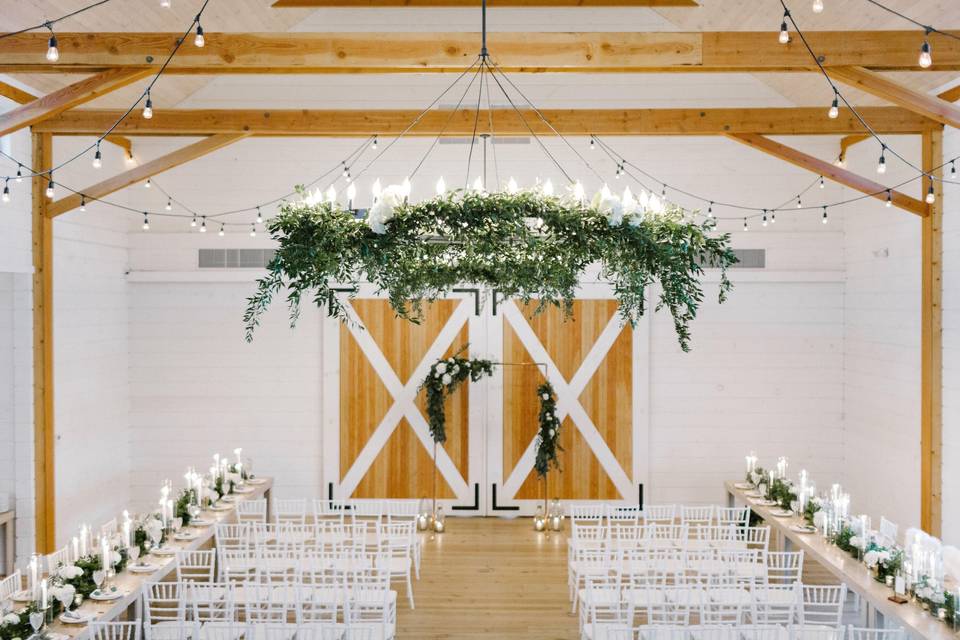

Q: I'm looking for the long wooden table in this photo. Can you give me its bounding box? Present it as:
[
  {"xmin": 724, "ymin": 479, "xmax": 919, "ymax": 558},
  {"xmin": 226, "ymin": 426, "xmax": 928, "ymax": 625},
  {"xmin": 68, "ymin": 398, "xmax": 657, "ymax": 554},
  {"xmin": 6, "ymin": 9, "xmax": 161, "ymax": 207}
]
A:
[
  {"xmin": 725, "ymin": 481, "xmax": 955, "ymax": 640},
  {"xmin": 45, "ymin": 478, "xmax": 273, "ymax": 640}
]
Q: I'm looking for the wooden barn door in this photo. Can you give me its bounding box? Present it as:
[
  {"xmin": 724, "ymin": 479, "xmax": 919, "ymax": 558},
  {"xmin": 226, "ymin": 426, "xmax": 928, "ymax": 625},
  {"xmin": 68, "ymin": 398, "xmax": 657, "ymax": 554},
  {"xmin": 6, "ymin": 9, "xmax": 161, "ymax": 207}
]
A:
[
  {"xmin": 322, "ymin": 291, "xmax": 484, "ymax": 510},
  {"xmin": 489, "ymin": 292, "xmax": 647, "ymax": 513}
]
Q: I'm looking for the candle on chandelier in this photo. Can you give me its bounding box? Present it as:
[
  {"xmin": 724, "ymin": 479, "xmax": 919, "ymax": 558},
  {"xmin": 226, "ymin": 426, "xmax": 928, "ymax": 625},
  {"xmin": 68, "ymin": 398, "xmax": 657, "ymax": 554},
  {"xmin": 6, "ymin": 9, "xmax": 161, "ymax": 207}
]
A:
[{"xmin": 72, "ymin": 536, "xmax": 79, "ymax": 562}]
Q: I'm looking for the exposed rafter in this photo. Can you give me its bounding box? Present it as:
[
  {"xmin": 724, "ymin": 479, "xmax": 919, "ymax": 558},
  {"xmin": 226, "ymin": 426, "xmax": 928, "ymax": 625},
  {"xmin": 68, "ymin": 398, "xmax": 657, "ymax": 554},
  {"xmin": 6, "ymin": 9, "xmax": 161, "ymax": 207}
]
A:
[
  {"xmin": 828, "ymin": 66, "xmax": 960, "ymax": 130},
  {"xmin": 31, "ymin": 106, "xmax": 929, "ymax": 137},
  {"xmin": 0, "ymin": 31, "xmax": 958, "ymax": 74},
  {"xmin": 47, "ymin": 134, "xmax": 249, "ymax": 218},
  {"xmin": 726, "ymin": 133, "xmax": 927, "ymax": 217}
]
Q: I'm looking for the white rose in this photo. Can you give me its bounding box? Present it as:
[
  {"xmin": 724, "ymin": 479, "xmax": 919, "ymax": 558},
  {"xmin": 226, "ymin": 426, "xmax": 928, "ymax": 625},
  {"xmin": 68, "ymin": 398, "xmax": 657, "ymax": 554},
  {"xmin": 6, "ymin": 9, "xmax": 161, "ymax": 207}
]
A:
[
  {"xmin": 436, "ymin": 363, "xmax": 447, "ymax": 375},
  {"xmin": 441, "ymin": 373, "xmax": 452, "ymax": 385},
  {"xmin": 864, "ymin": 551, "xmax": 879, "ymax": 568},
  {"xmin": 627, "ymin": 213, "xmax": 643, "ymax": 227},
  {"xmin": 878, "ymin": 551, "xmax": 891, "ymax": 563},
  {"xmin": 452, "ymin": 364, "xmax": 460, "ymax": 375},
  {"xmin": 850, "ymin": 535, "xmax": 861, "ymax": 548},
  {"xmin": 541, "ymin": 393, "xmax": 549, "ymax": 400},
  {"xmin": 54, "ymin": 584, "xmax": 75, "ymax": 606},
  {"xmin": 3, "ymin": 613, "xmax": 20, "ymax": 625},
  {"xmin": 548, "ymin": 429, "xmax": 555, "ymax": 438},
  {"xmin": 367, "ymin": 185, "xmax": 405, "ymax": 234}
]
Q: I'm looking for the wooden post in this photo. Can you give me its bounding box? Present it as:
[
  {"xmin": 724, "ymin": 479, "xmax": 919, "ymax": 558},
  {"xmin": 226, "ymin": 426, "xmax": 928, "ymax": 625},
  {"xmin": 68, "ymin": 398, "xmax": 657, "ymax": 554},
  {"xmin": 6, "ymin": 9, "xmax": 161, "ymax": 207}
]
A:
[
  {"xmin": 921, "ymin": 126, "xmax": 943, "ymax": 537},
  {"xmin": 31, "ymin": 132, "xmax": 55, "ymax": 553}
]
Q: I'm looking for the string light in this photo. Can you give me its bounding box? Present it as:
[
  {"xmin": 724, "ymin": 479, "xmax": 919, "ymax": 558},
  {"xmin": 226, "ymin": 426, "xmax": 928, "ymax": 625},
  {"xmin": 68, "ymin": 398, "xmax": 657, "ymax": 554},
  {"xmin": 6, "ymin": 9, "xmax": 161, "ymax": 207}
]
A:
[
  {"xmin": 79, "ymin": 196, "xmax": 86, "ymax": 212},
  {"xmin": 707, "ymin": 202, "xmax": 713, "ymax": 218},
  {"xmin": 46, "ymin": 177, "xmax": 54, "ymax": 199},
  {"xmin": 819, "ymin": 176, "xmax": 825, "ymax": 189},
  {"xmin": 15, "ymin": 167, "xmax": 22, "ymax": 183},
  {"xmin": 743, "ymin": 218, "xmax": 749, "ymax": 232},
  {"xmin": 812, "ymin": 0, "xmax": 823, "ymax": 12},
  {"xmin": 877, "ymin": 148, "xmax": 887, "ymax": 174},
  {"xmin": 249, "ymin": 223, "xmax": 257, "ymax": 238},
  {"xmin": 828, "ymin": 91, "xmax": 839, "ymax": 119},
  {"xmin": 194, "ymin": 23, "xmax": 205, "ymax": 48},
  {"xmin": 919, "ymin": 38, "xmax": 932, "ymax": 68},
  {"xmin": 926, "ymin": 183, "xmax": 936, "ymax": 204},
  {"xmin": 950, "ymin": 161, "xmax": 957, "ymax": 179},
  {"xmin": 161, "ymin": 0, "xmax": 171, "ymax": 6},
  {"xmin": 190, "ymin": 216, "xmax": 197, "ymax": 228},
  {"xmin": 165, "ymin": 199, "xmax": 172, "ymax": 211},
  {"xmin": 93, "ymin": 143, "xmax": 102, "ymax": 169},
  {"xmin": 1, "ymin": 180, "xmax": 9, "ymax": 204},
  {"xmin": 256, "ymin": 207, "xmax": 263, "ymax": 223},
  {"xmin": 144, "ymin": 178, "xmax": 152, "ymax": 189},
  {"xmin": 796, "ymin": 196, "xmax": 802, "ymax": 208},
  {"xmin": 822, "ymin": 206, "xmax": 828, "ymax": 224},
  {"xmin": 218, "ymin": 223, "xmax": 225, "ymax": 237},
  {"xmin": 342, "ymin": 163, "xmax": 350, "ymax": 179},
  {"xmin": 779, "ymin": 11, "xmax": 791, "ymax": 44},
  {"xmin": 771, "ymin": 211, "xmax": 776, "ymax": 224},
  {"xmin": 371, "ymin": 136, "xmax": 378, "ymax": 150},
  {"xmin": 589, "ymin": 136, "xmax": 596, "ymax": 151},
  {"xmin": 762, "ymin": 210, "xmax": 768, "ymax": 227},
  {"xmin": 200, "ymin": 216, "xmax": 207, "ymax": 232},
  {"xmin": 45, "ymin": 26, "xmax": 60, "ymax": 62},
  {"xmin": 142, "ymin": 91, "xmax": 153, "ymax": 119},
  {"xmin": 886, "ymin": 190, "xmax": 893, "ymax": 207},
  {"xmin": 142, "ymin": 213, "xmax": 150, "ymax": 231}
]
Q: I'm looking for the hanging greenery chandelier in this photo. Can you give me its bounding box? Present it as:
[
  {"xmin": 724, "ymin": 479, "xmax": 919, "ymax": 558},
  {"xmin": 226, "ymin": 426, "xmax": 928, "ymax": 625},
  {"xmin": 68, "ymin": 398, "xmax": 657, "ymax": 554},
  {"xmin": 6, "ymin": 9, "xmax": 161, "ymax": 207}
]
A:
[{"xmin": 243, "ymin": 0, "xmax": 738, "ymax": 350}]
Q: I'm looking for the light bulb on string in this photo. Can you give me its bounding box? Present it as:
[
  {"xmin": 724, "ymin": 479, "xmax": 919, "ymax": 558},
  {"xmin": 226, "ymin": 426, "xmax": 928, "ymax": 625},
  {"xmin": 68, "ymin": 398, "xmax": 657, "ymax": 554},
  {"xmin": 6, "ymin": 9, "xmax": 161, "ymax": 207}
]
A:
[
  {"xmin": 927, "ymin": 184, "xmax": 936, "ymax": 204},
  {"xmin": 770, "ymin": 211, "xmax": 776, "ymax": 224},
  {"xmin": 812, "ymin": 0, "xmax": 823, "ymax": 12},
  {"xmin": 342, "ymin": 163, "xmax": 350, "ymax": 179},
  {"xmin": 371, "ymin": 136, "xmax": 378, "ymax": 150},
  {"xmin": 190, "ymin": 216, "xmax": 197, "ymax": 228},
  {"xmin": 886, "ymin": 190, "xmax": 893, "ymax": 207},
  {"xmin": 589, "ymin": 136, "xmax": 595, "ymax": 151},
  {"xmin": 779, "ymin": 11, "xmax": 790, "ymax": 44},
  {"xmin": 165, "ymin": 199, "xmax": 172, "ymax": 211},
  {"xmin": 144, "ymin": 178, "xmax": 152, "ymax": 189},
  {"xmin": 142, "ymin": 92, "xmax": 153, "ymax": 119},
  {"xmin": 707, "ymin": 202, "xmax": 714, "ymax": 218},
  {"xmin": 762, "ymin": 210, "xmax": 768, "ymax": 227},
  {"xmin": 142, "ymin": 213, "xmax": 150, "ymax": 231},
  {"xmin": 218, "ymin": 224, "xmax": 225, "ymax": 237},
  {"xmin": 743, "ymin": 218, "xmax": 749, "ymax": 232},
  {"xmin": 200, "ymin": 217, "xmax": 207, "ymax": 233},
  {"xmin": 194, "ymin": 24, "xmax": 205, "ymax": 48},
  {"xmin": 828, "ymin": 92, "xmax": 839, "ymax": 119},
  {"xmin": 46, "ymin": 28, "xmax": 59, "ymax": 62},
  {"xmin": 79, "ymin": 197, "xmax": 86, "ymax": 212},
  {"xmin": 2, "ymin": 181, "xmax": 9, "ymax": 204},
  {"xmin": 877, "ymin": 149, "xmax": 887, "ymax": 174},
  {"xmin": 161, "ymin": 0, "xmax": 171, "ymax": 6},
  {"xmin": 249, "ymin": 224, "xmax": 257, "ymax": 238},
  {"xmin": 125, "ymin": 152, "xmax": 136, "ymax": 167},
  {"xmin": 256, "ymin": 207, "xmax": 263, "ymax": 223},
  {"xmin": 919, "ymin": 39, "xmax": 932, "ymax": 68},
  {"xmin": 820, "ymin": 176, "xmax": 825, "ymax": 189},
  {"xmin": 796, "ymin": 196, "xmax": 802, "ymax": 209},
  {"xmin": 822, "ymin": 207, "xmax": 829, "ymax": 224},
  {"xmin": 436, "ymin": 176, "xmax": 446, "ymax": 196},
  {"xmin": 951, "ymin": 162, "xmax": 957, "ymax": 179},
  {"xmin": 834, "ymin": 155, "xmax": 846, "ymax": 168},
  {"xmin": 93, "ymin": 144, "xmax": 102, "ymax": 169},
  {"xmin": 46, "ymin": 177, "xmax": 55, "ymax": 199},
  {"xmin": 15, "ymin": 166, "xmax": 23, "ymax": 183}
]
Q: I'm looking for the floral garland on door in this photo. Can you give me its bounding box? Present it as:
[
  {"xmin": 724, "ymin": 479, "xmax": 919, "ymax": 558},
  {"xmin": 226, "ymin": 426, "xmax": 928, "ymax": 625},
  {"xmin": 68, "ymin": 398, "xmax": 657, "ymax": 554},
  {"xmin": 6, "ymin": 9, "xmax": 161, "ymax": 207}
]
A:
[{"xmin": 534, "ymin": 382, "xmax": 562, "ymax": 478}]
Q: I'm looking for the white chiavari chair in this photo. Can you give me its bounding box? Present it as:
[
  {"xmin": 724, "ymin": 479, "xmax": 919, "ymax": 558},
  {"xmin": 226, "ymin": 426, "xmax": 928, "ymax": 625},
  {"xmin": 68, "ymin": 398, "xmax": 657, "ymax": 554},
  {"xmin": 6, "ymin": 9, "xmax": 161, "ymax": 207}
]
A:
[
  {"xmin": 636, "ymin": 626, "xmax": 691, "ymax": 640},
  {"xmin": 767, "ymin": 551, "xmax": 804, "ymax": 585},
  {"xmin": 344, "ymin": 571, "xmax": 395, "ymax": 640},
  {"xmin": 642, "ymin": 505, "xmax": 677, "ymax": 526},
  {"xmin": 100, "ymin": 518, "xmax": 119, "ymax": 538},
  {"xmin": 570, "ymin": 504, "xmax": 606, "ymax": 527},
  {"xmin": 719, "ymin": 548, "xmax": 767, "ymax": 588},
  {"xmin": 714, "ymin": 526, "xmax": 769, "ymax": 551},
  {"xmin": 741, "ymin": 625, "xmax": 792, "ymax": 640},
  {"xmin": 753, "ymin": 583, "xmax": 802, "ymax": 626},
  {"xmin": 688, "ymin": 526, "xmax": 721, "ymax": 551},
  {"xmin": 45, "ymin": 546, "xmax": 70, "ymax": 573},
  {"xmin": 244, "ymin": 581, "xmax": 295, "ymax": 624},
  {"xmin": 348, "ymin": 500, "xmax": 384, "ymax": 525},
  {"xmin": 0, "ymin": 570, "xmax": 22, "ymax": 602},
  {"xmin": 689, "ymin": 626, "xmax": 742, "ymax": 640},
  {"xmin": 176, "ymin": 550, "xmax": 216, "ymax": 583},
  {"xmin": 644, "ymin": 523, "xmax": 688, "ymax": 550},
  {"xmin": 253, "ymin": 523, "xmax": 280, "ymax": 546},
  {"xmin": 217, "ymin": 547, "xmax": 255, "ymax": 583},
  {"xmin": 790, "ymin": 626, "xmax": 844, "ymax": 640},
  {"xmin": 715, "ymin": 507, "xmax": 750, "ymax": 529},
  {"xmin": 797, "ymin": 585, "xmax": 847, "ymax": 639},
  {"xmin": 570, "ymin": 546, "xmax": 612, "ymax": 613},
  {"xmin": 609, "ymin": 522, "xmax": 645, "ymax": 552},
  {"xmin": 277, "ymin": 523, "xmax": 314, "ymax": 547},
  {"xmin": 607, "ymin": 505, "xmax": 644, "ymax": 524},
  {"xmin": 681, "ymin": 506, "xmax": 715, "ymax": 527},
  {"xmin": 846, "ymin": 627, "xmax": 904, "ymax": 640},
  {"xmin": 185, "ymin": 581, "xmax": 237, "ymax": 627},
  {"xmin": 683, "ymin": 548, "xmax": 725, "ymax": 583},
  {"xmin": 382, "ymin": 500, "xmax": 422, "ymax": 579},
  {"xmin": 90, "ymin": 620, "xmax": 142, "ymax": 640},
  {"xmin": 143, "ymin": 581, "xmax": 189, "ymax": 640},
  {"xmin": 255, "ymin": 547, "xmax": 302, "ymax": 585},
  {"xmin": 214, "ymin": 523, "xmax": 250, "ymax": 551},
  {"xmin": 195, "ymin": 621, "xmax": 244, "ymax": 640},
  {"xmin": 700, "ymin": 580, "xmax": 747, "ymax": 625},
  {"xmin": 624, "ymin": 563, "xmax": 669, "ymax": 618},
  {"xmin": 274, "ymin": 499, "xmax": 308, "ymax": 525},
  {"xmin": 297, "ymin": 579, "xmax": 339, "ymax": 626},
  {"xmin": 238, "ymin": 499, "xmax": 268, "ymax": 524},
  {"xmin": 248, "ymin": 623, "xmax": 298, "ymax": 640},
  {"xmin": 375, "ymin": 523, "xmax": 415, "ymax": 609},
  {"xmin": 579, "ymin": 574, "xmax": 629, "ymax": 640},
  {"xmin": 644, "ymin": 599, "xmax": 690, "ymax": 626},
  {"xmin": 313, "ymin": 500, "xmax": 348, "ymax": 525}
]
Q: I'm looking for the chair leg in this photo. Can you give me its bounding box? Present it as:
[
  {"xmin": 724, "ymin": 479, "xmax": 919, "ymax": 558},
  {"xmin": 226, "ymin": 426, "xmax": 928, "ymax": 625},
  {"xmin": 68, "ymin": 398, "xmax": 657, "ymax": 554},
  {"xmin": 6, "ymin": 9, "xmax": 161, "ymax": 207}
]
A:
[{"xmin": 406, "ymin": 572, "xmax": 415, "ymax": 610}]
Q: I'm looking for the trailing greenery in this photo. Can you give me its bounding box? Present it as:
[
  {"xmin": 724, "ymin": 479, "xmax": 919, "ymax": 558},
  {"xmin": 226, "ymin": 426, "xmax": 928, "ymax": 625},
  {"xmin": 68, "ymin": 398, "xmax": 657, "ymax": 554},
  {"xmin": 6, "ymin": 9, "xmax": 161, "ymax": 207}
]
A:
[
  {"xmin": 534, "ymin": 382, "xmax": 563, "ymax": 478},
  {"xmin": 421, "ymin": 352, "xmax": 495, "ymax": 444},
  {"xmin": 803, "ymin": 498, "xmax": 821, "ymax": 527},
  {"xmin": 244, "ymin": 190, "xmax": 737, "ymax": 352},
  {"xmin": 768, "ymin": 478, "xmax": 797, "ymax": 511}
]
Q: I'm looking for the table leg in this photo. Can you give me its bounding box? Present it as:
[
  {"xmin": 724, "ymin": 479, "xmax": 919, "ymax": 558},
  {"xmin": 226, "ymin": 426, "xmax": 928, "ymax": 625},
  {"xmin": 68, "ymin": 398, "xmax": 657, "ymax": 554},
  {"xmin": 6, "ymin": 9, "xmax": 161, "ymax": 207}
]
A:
[
  {"xmin": 726, "ymin": 489, "xmax": 735, "ymax": 509},
  {"xmin": 264, "ymin": 486, "xmax": 273, "ymax": 523}
]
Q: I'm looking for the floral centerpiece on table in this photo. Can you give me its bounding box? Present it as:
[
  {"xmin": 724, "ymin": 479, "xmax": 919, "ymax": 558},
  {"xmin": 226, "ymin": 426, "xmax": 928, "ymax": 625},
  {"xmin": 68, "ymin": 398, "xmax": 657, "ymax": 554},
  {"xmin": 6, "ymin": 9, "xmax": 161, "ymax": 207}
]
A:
[
  {"xmin": 803, "ymin": 496, "xmax": 821, "ymax": 527},
  {"xmin": 133, "ymin": 513, "xmax": 165, "ymax": 556},
  {"xmin": 174, "ymin": 488, "xmax": 197, "ymax": 526}
]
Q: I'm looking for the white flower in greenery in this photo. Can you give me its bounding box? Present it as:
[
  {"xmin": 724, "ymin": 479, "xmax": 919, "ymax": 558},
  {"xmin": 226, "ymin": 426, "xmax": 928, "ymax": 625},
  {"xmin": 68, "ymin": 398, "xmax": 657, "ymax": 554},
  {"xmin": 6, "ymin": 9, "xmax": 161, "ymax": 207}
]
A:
[
  {"xmin": 441, "ymin": 373, "xmax": 452, "ymax": 385},
  {"xmin": 541, "ymin": 393, "xmax": 549, "ymax": 400},
  {"xmin": 849, "ymin": 536, "xmax": 862, "ymax": 548},
  {"xmin": 435, "ymin": 362, "xmax": 447, "ymax": 375},
  {"xmin": 54, "ymin": 584, "xmax": 76, "ymax": 606},
  {"xmin": 877, "ymin": 550, "xmax": 891, "ymax": 563},
  {"xmin": 864, "ymin": 551, "xmax": 879, "ymax": 568},
  {"xmin": 58, "ymin": 564, "xmax": 83, "ymax": 580},
  {"xmin": 548, "ymin": 429, "xmax": 555, "ymax": 438},
  {"xmin": 112, "ymin": 551, "xmax": 122, "ymax": 565},
  {"xmin": 3, "ymin": 613, "xmax": 20, "ymax": 626},
  {"xmin": 452, "ymin": 364, "xmax": 460, "ymax": 375},
  {"xmin": 366, "ymin": 184, "xmax": 405, "ymax": 234}
]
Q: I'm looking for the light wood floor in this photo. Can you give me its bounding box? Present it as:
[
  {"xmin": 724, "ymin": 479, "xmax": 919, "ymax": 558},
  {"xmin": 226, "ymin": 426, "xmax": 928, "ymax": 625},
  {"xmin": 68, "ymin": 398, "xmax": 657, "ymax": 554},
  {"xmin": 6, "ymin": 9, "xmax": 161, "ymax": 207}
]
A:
[{"xmin": 397, "ymin": 517, "xmax": 580, "ymax": 639}]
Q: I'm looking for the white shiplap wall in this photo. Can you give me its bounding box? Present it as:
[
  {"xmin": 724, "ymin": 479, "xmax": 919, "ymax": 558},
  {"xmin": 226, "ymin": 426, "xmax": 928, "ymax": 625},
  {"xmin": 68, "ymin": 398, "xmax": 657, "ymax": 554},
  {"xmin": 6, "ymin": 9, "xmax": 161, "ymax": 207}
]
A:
[{"xmin": 942, "ymin": 126, "xmax": 960, "ymax": 546}]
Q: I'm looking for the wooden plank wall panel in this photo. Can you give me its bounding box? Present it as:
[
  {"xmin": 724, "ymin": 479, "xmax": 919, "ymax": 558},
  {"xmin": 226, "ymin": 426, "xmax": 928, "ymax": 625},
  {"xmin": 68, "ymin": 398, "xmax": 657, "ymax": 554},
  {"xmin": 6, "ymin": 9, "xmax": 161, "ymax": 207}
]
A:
[
  {"xmin": 503, "ymin": 300, "xmax": 632, "ymax": 500},
  {"xmin": 340, "ymin": 299, "xmax": 468, "ymax": 498}
]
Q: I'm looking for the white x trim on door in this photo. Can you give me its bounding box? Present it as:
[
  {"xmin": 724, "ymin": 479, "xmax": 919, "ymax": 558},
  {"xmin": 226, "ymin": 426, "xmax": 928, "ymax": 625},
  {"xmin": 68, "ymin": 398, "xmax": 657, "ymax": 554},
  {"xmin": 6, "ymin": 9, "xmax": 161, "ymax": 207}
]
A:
[
  {"xmin": 499, "ymin": 300, "xmax": 634, "ymax": 499},
  {"xmin": 337, "ymin": 298, "xmax": 473, "ymax": 499}
]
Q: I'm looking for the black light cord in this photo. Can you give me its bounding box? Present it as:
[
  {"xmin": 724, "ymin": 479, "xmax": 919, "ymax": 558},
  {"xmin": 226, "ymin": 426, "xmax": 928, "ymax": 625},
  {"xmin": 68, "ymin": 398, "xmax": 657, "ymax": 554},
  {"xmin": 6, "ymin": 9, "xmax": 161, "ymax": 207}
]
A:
[
  {"xmin": 861, "ymin": 0, "xmax": 960, "ymax": 43},
  {"xmin": 0, "ymin": 0, "xmax": 112, "ymax": 40}
]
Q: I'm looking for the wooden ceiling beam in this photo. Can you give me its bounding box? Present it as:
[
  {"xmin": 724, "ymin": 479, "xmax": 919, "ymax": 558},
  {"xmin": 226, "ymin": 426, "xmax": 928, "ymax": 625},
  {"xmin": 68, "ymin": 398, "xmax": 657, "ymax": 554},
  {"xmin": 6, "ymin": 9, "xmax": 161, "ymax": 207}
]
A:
[
  {"xmin": 47, "ymin": 133, "xmax": 249, "ymax": 217},
  {"xmin": 828, "ymin": 66, "xmax": 960, "ymax": 129},
  {"xmin": 273, "ymin": 0, "xmax": 695, "ymax": 5},
  {"xmin": 0, "ymin": 31, "xmax": 958, "ymax": 74},
  {"xmin": 32, "ymin": 106, "xmax": 928, "ymax": 136},
  {"xmin": 0, "ymin": 68, "xmax": 151, "ymax": 138},
  {"xmin": 726, "ymin": 133, "xmax": 927, "ymax": 217},
  {"xmin": 0, "ymin": 78, "xmax": 135, "ymax": 155}
]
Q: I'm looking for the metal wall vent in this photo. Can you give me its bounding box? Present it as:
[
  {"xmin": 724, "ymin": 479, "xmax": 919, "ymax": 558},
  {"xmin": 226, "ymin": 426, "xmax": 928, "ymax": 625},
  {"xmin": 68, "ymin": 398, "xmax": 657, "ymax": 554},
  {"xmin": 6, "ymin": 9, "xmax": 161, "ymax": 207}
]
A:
[
  {"xmin": 199, "ymin": 248, "xmax": 275, "ymax": 269},
  {"xmin": 700, "ymin": 248, "xmax": 765, "ymax": 269}
]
